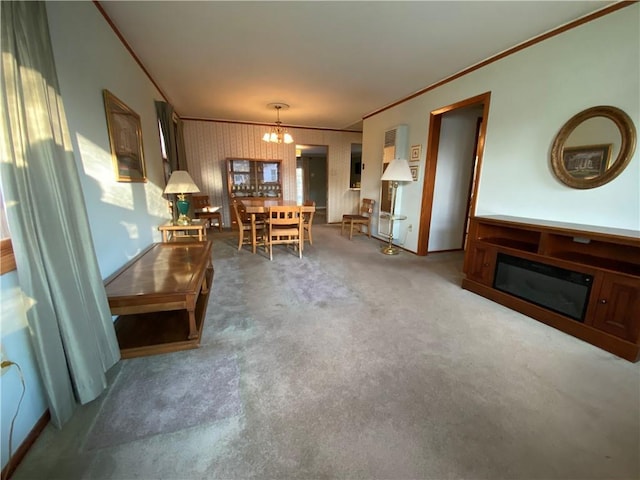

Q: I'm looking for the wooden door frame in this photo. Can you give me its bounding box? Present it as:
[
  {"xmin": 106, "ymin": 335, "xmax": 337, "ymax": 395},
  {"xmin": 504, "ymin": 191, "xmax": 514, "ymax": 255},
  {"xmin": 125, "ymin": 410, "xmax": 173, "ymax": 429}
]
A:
[
  {"xmin": 462, "ymin": 116, "xmax": 484, "ymax": 250},
  {"xmin": 416, "ymin": 92, "xmax": 491, "ymax": 256}
]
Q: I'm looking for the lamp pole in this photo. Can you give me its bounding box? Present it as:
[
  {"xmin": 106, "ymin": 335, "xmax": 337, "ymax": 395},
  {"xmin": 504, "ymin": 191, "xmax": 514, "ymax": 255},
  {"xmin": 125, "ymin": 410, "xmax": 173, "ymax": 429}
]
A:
[
  {"xmin": 379, "ymin": 158, "xmax": 413, "ymax": 255},
  {"xmin": 381, "ymin": 181, "xmax": 400, "ymax": 255}
]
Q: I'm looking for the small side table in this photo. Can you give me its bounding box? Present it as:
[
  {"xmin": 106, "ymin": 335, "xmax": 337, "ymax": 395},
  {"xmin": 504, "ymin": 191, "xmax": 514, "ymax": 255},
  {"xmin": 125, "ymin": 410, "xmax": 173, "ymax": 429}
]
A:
[{"xmin": 158, "ymin": 219, "xmax": 208, "ymax": 242}]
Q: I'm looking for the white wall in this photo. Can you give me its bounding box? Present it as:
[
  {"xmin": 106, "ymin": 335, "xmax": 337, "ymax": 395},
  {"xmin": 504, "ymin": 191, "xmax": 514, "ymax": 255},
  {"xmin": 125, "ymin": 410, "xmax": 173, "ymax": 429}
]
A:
[
  {"xmin": 362, "ymin": 5, "xmax": 640, "ymax": 254},
  {"xmin": 46, "ymin": 1, "xmax": 170, "ymax": 278},
  {"xmin": 0, "ymin": 272, "xmax": 47, "ymax": 471},
  {"xmin": 183, "ymin": 121, "xmax": 362, "ymax": 224}
]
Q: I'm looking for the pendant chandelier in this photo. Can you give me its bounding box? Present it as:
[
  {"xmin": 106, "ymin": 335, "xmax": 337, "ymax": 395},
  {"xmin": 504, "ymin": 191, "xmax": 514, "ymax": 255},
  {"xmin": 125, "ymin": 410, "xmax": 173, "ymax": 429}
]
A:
[{"xmin": 262, "ymin": 103, "xmax": 294, "ymax": 144}]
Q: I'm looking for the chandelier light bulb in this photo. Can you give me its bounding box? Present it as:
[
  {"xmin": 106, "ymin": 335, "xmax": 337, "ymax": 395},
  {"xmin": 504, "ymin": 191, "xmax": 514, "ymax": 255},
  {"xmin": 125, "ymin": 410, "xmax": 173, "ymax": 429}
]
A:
[{"xmin": 262, "ymin": 103, "xmax": 294, "ymax": 144}]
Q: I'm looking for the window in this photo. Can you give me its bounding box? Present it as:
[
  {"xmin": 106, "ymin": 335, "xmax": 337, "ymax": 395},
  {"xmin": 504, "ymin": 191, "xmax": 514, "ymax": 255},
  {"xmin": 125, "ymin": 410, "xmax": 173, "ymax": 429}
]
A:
[{"xmin": 158, "ymin": 119, "xmax": 171, "ymax": 185}]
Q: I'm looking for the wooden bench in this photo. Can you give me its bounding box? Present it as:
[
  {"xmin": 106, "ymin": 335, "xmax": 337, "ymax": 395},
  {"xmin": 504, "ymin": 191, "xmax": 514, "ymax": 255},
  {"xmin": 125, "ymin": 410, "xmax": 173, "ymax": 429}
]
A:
[{"xmin": 104, "ymin": 241, "xmax": 214, "ymax": 358}]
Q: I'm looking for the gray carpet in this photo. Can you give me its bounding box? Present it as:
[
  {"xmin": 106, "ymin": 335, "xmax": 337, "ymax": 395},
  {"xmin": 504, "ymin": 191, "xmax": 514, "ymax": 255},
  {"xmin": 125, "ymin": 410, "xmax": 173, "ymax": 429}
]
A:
[
  {"xmin": 13, "ymin": 225, "xmax": 640, "ymax": 480},
  {"xmin": 84, "ymin": 349, "xmax": 241, "ymax": 450}
]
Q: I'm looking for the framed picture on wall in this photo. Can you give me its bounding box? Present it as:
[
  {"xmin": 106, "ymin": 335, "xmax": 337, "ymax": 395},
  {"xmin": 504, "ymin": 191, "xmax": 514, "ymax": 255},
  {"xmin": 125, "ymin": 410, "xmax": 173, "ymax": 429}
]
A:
[
  {"xmin": 410, "ymin": 144, "xmax": 421, "ymax": 163},
  {"xmin": 410, "ymin": 165, "xmax": 419, "ymax": 181},
  {"xmin": 103, "ymin": 90, "xmax": 147, "ymax": 182},
  {"xmin": 562, "ymin": 144, "xmax": 612, "ymax": 179}
]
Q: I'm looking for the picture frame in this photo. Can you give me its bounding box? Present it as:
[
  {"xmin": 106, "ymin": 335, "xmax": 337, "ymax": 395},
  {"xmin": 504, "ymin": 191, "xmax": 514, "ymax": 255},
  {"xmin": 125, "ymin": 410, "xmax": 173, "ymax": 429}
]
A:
[
  {"xmin": 103, "ymin": 90, "xmax": 147, "ymax": 182},
  {"xmin": 562, "ymin": 144, "xmax": 612, "ymax": 179},
  {"xmin": 410, "ymin": 144, "xmax": 421, "ymax": 163},
  {"xmin": 410, "ymin": 165, "xmax": 419, "ymax": 181}
]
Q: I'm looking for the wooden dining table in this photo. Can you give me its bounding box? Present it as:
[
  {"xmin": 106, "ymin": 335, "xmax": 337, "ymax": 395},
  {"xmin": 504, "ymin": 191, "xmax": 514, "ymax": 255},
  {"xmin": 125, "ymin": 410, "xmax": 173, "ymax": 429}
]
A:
[{"xmin": 240, "ymin": 199, "xmax": 315, "ymax": 253}]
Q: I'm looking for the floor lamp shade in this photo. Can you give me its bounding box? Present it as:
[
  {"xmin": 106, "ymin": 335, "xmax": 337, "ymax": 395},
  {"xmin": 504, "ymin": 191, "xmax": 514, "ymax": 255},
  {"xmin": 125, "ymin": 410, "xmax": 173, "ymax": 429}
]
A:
[
  {"xmin": 164, "ymin": 170, "xmax": 201, "ymax": 225},
  {"xmin": 380, "ymin": 158, "xmax": 412, "ymax": 255},
  {"xmin": 381, "ymin": 158, "xmax": 413, "ymax": 183}
]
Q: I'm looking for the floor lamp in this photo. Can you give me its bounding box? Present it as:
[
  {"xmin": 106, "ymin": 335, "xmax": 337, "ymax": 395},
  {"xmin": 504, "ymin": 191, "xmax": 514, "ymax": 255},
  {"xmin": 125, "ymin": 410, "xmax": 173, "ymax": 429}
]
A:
[{"xmin": 380, "ymin": 158, "xmax": 413, "ymax": 255}]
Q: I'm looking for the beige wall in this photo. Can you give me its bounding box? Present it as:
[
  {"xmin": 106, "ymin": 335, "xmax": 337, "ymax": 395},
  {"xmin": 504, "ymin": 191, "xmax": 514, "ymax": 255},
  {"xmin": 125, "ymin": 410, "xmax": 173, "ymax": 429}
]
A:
[{"xmin": 183, "ymin": 121, "xmax": 362, "ymax": 225}]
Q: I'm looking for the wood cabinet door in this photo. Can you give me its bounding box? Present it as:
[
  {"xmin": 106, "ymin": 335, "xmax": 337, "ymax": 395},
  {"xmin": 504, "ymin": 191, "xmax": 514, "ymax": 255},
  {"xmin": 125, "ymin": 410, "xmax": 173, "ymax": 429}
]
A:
[
  {"xmin": 466, "ymin": 243, "xmax": 497, "ymax": 286},
  {"xmin": 592, "ymin": 273, "xmax": 640, "ymax": 343}
]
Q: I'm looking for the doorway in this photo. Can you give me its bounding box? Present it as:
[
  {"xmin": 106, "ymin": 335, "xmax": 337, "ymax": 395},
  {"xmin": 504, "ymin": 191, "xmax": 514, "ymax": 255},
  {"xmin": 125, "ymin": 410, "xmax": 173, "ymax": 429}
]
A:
[
  {"xmin": 296, "ymin": 144, "xmax": 328, "ymax": 224},
  {"xmin": 416, "ymin": 92, "xmax": 490, "ymax": 256}
]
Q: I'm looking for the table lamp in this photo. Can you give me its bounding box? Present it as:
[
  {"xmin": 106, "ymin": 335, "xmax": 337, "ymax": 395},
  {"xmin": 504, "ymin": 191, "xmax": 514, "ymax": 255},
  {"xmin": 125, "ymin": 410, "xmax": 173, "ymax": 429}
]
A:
[
  {"xmin": 380, "ymin": 158, "xmax": 413, "ymax": 255},
  {"xmin": 163, "ymin": 170, "xmax": 201, "ymax": 225}
]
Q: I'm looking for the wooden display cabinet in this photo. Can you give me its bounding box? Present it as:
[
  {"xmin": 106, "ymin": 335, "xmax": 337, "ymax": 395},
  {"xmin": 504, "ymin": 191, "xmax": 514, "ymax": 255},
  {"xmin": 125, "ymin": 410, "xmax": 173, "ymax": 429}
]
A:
[
  {"xmin": 227, "ymin": 158, "xmax": 282, "ymax": 228},
  {"xmin": 462, "ymin": 215, "xmax": 640, "ymax": 362}
]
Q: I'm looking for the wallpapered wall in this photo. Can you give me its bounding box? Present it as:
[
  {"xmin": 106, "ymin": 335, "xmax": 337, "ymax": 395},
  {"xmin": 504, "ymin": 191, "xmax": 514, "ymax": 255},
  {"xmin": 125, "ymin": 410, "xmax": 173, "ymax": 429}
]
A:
[{"xmin": 183, "ymin": 121, "xmax": 363, "ymax": 225}]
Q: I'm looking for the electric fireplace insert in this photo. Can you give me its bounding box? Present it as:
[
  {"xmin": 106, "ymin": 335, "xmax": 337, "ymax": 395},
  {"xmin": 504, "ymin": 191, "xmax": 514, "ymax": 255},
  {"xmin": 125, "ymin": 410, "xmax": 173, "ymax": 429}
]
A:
[{"xmin": 493, "ymin": 253, "xmax": 593, "ymax": 322}]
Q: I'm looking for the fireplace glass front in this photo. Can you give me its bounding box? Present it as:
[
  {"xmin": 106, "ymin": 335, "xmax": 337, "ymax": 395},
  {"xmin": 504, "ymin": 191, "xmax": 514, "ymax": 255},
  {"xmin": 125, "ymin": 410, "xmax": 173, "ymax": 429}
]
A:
[{"xmin": 493, "ymin": 253, "xmax": 593, "ymax": 322}]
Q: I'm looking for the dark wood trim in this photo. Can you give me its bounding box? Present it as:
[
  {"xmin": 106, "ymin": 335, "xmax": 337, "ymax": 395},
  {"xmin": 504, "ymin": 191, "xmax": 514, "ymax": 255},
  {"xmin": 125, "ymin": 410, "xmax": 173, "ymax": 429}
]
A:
[
  {"xmin": 1, "ymin": 410, "xmax": 50, "ymax": 480},
  {"xmin": 431, "ymin": 91, "xmax": 492, "ymax": 117},
  {"xmin": 428, "ymin": 248, "xmax": 465, "ymax": 254},
  {"xmin": 0, "ymin": 238, "xmax": 16, "ymax": 275},
  {"xmin": 416, "ymin": 113, "xmax": 441, "ymax": 256},
  {"xmin": 92, "ymin": 1, "xmax": 171, "ymax": 105},
  {"xmin": 472, "ymin": 100, "xmax": 491, "ymax": 223},
  {"xmin": 417, "ymin": 92, "xmax": 491, "ymax": 256},
  {"xmin": 181, "ymin": 116, "xmax": 362, "ymax": 133},
  {"xmin": 462, "ymin": 117, "xmax": 484, "ymax": 249},
  {"xmin": 362, "ymin": 2, "xmax": 635, "ymax": 120}
]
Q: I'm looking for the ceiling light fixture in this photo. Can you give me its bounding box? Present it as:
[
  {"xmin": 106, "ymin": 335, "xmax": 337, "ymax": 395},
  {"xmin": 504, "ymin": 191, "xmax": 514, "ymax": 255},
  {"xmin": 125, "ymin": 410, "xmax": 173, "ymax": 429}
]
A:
[{"xmin": 262, "ymin": 103, "xmax": 294, "ymax": 144}]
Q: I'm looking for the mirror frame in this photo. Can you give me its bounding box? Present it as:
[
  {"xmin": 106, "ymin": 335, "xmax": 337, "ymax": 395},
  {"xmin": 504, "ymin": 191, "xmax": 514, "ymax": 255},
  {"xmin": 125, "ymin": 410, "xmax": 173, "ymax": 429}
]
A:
[{"xmin": 550, "ymin": 105, "xmax": 636, "ymax": 189}]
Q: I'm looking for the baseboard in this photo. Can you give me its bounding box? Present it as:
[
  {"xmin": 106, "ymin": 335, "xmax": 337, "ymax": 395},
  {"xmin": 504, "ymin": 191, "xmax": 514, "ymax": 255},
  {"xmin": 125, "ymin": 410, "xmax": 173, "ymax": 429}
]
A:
[{"xmin": 1, "ymin": 410, "xmax": 50, "ymax": 480}]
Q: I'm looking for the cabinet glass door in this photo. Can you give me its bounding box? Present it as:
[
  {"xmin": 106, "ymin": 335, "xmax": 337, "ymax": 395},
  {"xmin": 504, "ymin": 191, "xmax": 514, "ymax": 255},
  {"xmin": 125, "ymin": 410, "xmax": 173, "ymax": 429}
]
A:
[{"xmin": 262, "ymin": 163, "xmax": 279, "ymax": 183}]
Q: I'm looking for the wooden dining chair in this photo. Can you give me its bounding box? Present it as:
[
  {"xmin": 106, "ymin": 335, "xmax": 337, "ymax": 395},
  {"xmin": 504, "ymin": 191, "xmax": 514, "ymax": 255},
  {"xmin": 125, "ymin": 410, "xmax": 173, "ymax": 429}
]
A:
[
  {"xmin": 192, "ymin": 195, "xmax": 223, "ymax": 232},
  {"xmin": 341, "ymin": 198, "xmax": 375, "ymax": 240},
  {"xmin": 303, "ymin": 200, "xmax": 316, "ymax": 246},
  {"xmin": 267, "ymin": 206, "xmax": 303, "ymax": 260},
  {"xmin": 232, "ymin": 200, "xmax": 266, "ymax": 252}
]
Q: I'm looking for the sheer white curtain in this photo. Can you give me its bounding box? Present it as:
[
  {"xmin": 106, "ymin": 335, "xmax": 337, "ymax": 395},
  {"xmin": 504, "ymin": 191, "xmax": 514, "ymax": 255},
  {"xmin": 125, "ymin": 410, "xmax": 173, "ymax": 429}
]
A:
[{"xmin": 0, "ymin": 1, "xmax": 120, "ymax": 427}]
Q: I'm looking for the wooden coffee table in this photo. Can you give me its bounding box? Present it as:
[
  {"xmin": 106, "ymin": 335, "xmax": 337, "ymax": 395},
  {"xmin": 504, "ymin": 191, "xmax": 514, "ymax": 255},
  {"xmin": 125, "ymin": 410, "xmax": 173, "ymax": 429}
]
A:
[{"xmin": 104, "ymin": 241, "xmax": 214, "ymax": 358}]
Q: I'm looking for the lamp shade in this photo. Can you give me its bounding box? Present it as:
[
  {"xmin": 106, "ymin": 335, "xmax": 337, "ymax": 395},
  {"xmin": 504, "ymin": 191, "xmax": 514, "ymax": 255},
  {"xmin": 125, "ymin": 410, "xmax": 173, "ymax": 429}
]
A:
[
  {"xmin": 381, "ymin": 158, "xmax": 413, "ymax": 182},
  {"xmin": 163, "ymin": 170, "xmax": 201, "ymax": 194}
]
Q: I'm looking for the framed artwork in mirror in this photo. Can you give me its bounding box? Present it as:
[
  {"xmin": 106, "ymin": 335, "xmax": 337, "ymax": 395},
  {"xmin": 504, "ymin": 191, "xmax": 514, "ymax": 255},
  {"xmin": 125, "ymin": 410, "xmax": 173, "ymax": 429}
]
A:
[
  {"xmin": 103, "ymin": 90, "xmax": 147, "ymax": 182},
  {"xmin": 562, "ymin": 144, "xmax": 612, "ymax": 179},
  {"xmin": 550, "ymin": 105, "xmax": 636, "ymax": 189}
]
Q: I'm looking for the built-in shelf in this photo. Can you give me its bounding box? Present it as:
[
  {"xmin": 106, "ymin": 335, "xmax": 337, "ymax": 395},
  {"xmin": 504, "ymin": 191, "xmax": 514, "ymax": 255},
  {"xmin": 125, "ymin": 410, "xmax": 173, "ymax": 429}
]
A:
[
  {"xmin": 462, "ymin": 215, "xmax": 640, "ymax": 362},
  {"xmin": 482, "ymin": 237, "xmax": 539, "ymax": 253}
]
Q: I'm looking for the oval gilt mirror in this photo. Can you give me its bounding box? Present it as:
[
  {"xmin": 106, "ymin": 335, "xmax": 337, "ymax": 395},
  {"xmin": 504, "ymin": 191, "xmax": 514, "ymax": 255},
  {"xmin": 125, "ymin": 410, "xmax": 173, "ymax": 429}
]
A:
[{"xmin": 550, "ymin": 106, "xmax": 637, "ymax": 189}]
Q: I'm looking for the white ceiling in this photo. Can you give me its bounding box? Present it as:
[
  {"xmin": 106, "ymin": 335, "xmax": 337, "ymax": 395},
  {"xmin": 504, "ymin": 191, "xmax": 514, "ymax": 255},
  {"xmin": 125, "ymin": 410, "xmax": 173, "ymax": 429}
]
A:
[{"xmin": 98, "ymin": 1, "xmax": 616, "ymax": 131}]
